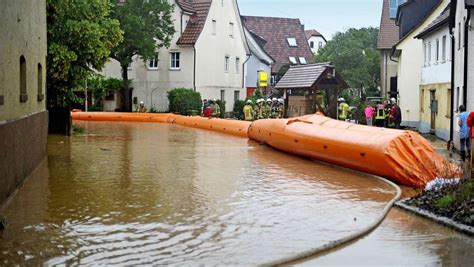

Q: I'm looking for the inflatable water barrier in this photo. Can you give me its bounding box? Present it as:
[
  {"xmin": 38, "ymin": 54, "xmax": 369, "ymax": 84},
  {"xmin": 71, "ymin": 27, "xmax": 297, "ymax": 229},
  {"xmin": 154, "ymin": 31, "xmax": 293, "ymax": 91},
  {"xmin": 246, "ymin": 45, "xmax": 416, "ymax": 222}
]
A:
[{"xmin": 72, "ymin": 112, "xmax": 462, "ymax": 188}]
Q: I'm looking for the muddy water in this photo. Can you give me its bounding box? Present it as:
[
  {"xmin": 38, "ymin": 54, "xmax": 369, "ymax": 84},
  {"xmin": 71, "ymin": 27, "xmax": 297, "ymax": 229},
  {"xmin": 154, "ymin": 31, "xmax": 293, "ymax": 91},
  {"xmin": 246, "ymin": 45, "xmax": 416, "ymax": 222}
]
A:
[{"xmin": 0, "ymin": 122, "xmax": 468, "ymax": 265}]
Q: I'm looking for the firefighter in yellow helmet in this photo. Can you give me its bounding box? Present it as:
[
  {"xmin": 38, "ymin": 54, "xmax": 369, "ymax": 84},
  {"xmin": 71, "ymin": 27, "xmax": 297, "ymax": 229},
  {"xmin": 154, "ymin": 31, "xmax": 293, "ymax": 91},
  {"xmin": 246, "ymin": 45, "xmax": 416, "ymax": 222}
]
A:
[
  {"xmin": 243, "ymin": 99, "xmax": 254, "ymax": 121},
  {"xmin": 255, "ymin": 98, "xmax": 265, "ymax": 120},
  {"xmin": 210, "ymin": 99, "xmax": 221, "ymax": 118}
]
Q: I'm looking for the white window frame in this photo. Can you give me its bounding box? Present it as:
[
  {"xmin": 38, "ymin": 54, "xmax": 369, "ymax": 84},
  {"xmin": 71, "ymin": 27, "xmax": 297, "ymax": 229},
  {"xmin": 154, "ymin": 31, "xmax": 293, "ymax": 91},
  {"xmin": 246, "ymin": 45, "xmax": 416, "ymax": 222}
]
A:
[
  {"xmin": 423, "ymin": 42, "xmax": 427, "ymax": 66},
  {"xmin": 170, "ymin": 52, "xmax": 180, "ymax": 70},
  {"xmin": 229, "ymin": 22, "xmax": 234, "ymax": 38},
  {"xmin": 299, "ymin": 57, "xmax": 307, "ymax": 64},
  {"xmin": 435, "ymin": 38, "xmax": 439, "ymax": 63},
  {"xmin": 147, "ymin": 58, "xmax": 159, "ymax": 70},
  {"xmin": 212, "ymin": 19, "xmax": 217, "ymax": 35},
  {"xmin": 287, "ymin": 38, "xmax": 297, "ymax": 47},
  {"xmin": 235, "ymin": 57, "xmax": 240, "ymax": 74},
  {"xmin": 428, "ymin": 41, "xmax": 432, "ymax": 64},
  {"xmin": 289, "ymin": 57, "xmax": 297, "ymax": 64},
  {"xmin": 442, "ymin": 35, "xmax": 447, "ymax": 62},
  {"xmin": 224, "ymin": 56, "xmax": 230, "ymax": 72}
]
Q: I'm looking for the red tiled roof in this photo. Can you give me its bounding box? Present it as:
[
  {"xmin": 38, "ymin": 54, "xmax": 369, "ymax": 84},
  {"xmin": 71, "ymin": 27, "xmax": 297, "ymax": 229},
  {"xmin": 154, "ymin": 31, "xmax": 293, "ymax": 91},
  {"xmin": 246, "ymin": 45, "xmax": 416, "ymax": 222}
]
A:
[
  {"xmin": 377, "ymin": 0, "xmax": 400, "ymax": 50},
  {"xmin": 176, "ymin": 0, "xmax": 212, "ymax": 46},
  {"xmin": 305, "ymin": 29, "xmax": 322, "ymax": 39},
  {"xmin": 176, "ymin": 0, "xmax": 196, "ymax": 14},
  {"xmin": 242, "ymin": 16, "xmax": 314, "ymax": 73}
]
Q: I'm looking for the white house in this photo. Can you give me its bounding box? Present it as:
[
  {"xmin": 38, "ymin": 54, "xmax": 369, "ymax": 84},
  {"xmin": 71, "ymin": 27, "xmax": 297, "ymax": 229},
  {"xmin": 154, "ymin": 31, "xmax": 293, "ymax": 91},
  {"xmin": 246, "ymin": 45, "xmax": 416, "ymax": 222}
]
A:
[
  {"xmin": 450, "ymin": 0, "xmax": 474, "ymax": 149},
  {"xmin": 103, "ymin": 0, "xmax": 249, "ymax": 113},
  {"xmin": 415, "ymin": 5, "xmax": 451, "ymax": 141},
  {"xmin": 243, "ymin": 27, "xmax": 273, "ymax": 97},
  {"xmin": 305, "ymin": 29, "xmax": 326, "ymax": 55},
  {"xmin": 392, "ymin": 0, "xmax": 448, "ymax": 128}
]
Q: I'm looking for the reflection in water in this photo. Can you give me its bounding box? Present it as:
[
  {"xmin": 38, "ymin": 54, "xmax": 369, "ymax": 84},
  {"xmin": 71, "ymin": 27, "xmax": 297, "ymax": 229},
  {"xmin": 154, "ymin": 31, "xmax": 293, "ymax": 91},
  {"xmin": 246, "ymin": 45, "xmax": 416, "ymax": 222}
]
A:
[
  {"xmin": 0, "ymin": 121, "xmax": 467, "ymax": 265},
  {"xmin": 295, "ymin": 208, "xmax": 474, "ymax": 266}
]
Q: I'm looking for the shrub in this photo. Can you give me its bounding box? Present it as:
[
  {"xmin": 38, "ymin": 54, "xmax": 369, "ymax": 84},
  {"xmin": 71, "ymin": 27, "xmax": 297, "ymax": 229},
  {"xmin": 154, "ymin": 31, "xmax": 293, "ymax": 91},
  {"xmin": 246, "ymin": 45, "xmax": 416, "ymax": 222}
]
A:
[
  {"xmin": 216, "ymin": 100, "xmax": 226, "ymax": 118},
  {"xmin": 233, "ymin": 100, "xmax": 246, "ymax": 120},
  {"xmin": 168, "ymin": 88, "xmax": 202, "ymax": 115}
]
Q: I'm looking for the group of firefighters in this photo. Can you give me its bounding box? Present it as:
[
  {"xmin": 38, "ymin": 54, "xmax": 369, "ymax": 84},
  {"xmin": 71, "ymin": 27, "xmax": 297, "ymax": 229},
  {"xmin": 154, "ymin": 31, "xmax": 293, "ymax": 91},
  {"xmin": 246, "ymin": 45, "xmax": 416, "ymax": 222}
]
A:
[
  {"xmin": 338, "ymin": 97, "xmax": 402, "ymax": 128},
  {"xmin": 242, "ymin": 98, "xmax": 284, "ymax": 121},
  {"xmin": 202, "ymin": 99, "xmax": 221, "ymax": 118}
]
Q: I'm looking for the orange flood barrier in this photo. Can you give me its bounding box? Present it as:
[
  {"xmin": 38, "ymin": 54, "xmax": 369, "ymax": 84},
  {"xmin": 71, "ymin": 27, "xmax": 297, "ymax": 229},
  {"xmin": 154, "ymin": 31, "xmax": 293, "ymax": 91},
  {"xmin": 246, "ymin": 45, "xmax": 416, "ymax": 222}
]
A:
[
  {"xmin": 72, "ymin": 112, "xmax": 462, "ymax": 188},
  {"xmin": 248, "ymin": 114, "xmax": 462, "ymax": 189}
]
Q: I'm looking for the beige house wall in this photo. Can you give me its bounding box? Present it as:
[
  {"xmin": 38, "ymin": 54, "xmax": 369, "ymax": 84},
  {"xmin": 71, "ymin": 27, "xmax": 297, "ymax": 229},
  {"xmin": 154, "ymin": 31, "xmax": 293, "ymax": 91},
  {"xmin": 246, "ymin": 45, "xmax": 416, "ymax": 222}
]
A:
[
  {"xmin": 379, "ymin": 49, "xmax": 398, "ymax": 98},
  {"xmin": 419, "ymin": 83, "xmax": 451, "ymax": 140},
  {"xmin": 0, "ymin": 0, "xmax": 47, "ymax": 122}
]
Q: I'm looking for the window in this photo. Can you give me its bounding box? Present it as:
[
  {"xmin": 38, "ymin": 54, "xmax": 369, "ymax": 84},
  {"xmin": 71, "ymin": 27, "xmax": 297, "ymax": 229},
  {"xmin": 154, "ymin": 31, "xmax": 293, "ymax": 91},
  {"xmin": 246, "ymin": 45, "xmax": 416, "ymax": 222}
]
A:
[
  {"xmin": 234, "ymin": 90, "xmax": 240, "ymax": 103},
  {"xmin": 423, "ymin": 42, "xmax": 427, "ymax": 65},
  {"xmin": 318, "ymin": 42, "xmax": 323, "ymax": 49},
  {"xmin": 224, "ymin": 56, "xmax": 229, "ymax": 72},
  {"xmin": 170, "ymin": 52, "xmax": 180, "ymax": 69},
  {"xmin": 420, "ymin": 89, "xmax": 424, "ymax": 112},
  {"xmin": 456, "ymin": 87, "xmax": 460, "ymax": 112},
  {"xmin": 299, "ymin": 57, "xmax": 307, "ymax": 64},
  {"xmin": 271, "ymin": 75, "xmax": 276, "ymax": 85},
  {"xmin": 37, "ymin": 63, "xmax": 43, "ymax": 101},
  {"xmin": 289, "ymin": 57, "xmax": 297, "ymax": 64},
  {"xmin": 442, "ymin": 35, "xmax": 447, "ymax": 62},
  {"xmin": 229, "ymin": 22, "xmax": 234, "ymax": 37},
  {"xmin": 436, "ymin": 39, "xmax": 439, "ymax": 62},
  {"xmin": 148, "ymin": 58, "xmax": 159, "ymax": 70},
  {"xmin": 310, "ymin": 41, "xmax": 314, "ymax": 48},
  {"xmin": 447, "ymin": 88, "xmax": 451, "ymax": 117},
  {"xmin": 127, "ymin": 61, "xmax": 132, "ymax": 70},
  {"xmin": 220, "ymin": 89, "xmax": 225, "ymax": 102},
  {"xmin": 20, "ymin": 55, "xmax": 27, "ymax": 102},
  {"xmin": 287, "ymin": 38, "xmax": 297, "ymax": 47},
  {"xmin": 235, "ymin": 57, "xmax": 240, "ymax": 74},
  {"xmin": 212, "ymin": 20, "xmax": 216, "ymax": 35},
  {"xmin": 428, "ymin": 41, "xmax": 432, "ymax": 64},
  {"xmin": 458, "ymin": 22, "xmax": 461, "ymax": 50}
]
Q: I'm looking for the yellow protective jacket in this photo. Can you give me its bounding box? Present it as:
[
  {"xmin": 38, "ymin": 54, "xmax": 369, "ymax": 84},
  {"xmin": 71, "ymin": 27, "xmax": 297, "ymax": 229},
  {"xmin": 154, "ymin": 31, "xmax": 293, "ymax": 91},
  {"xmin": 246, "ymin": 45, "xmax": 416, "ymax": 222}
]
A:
[
  {"xmin": 262, "ymin": 104, "xmax": 271, "ymax": 119},
  {"xmin": 243, "ymin": 104, "xmax": 254, "ymax": 121},
  {"xmin": 211, "ymin": 103, "xmax": 220, "ymax": 117},
  {"xmin": 338, "ymin": 103, "xmax": 349, "ymax": 120}
]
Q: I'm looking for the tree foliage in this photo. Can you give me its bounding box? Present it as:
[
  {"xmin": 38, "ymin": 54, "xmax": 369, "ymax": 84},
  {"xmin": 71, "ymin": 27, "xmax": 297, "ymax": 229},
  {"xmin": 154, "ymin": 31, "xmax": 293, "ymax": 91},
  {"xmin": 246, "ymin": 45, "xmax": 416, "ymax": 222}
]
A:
[
  {"xmin": 47, "ymin": 0, "xmax": 123, "ymax": 107},
  {"xmin": 111, "ymin": 0, "xmax": 175, "ymax": 111},
  {"xmin": 315, "ymin": 27, "xmax": 380, "ymax": 104}
]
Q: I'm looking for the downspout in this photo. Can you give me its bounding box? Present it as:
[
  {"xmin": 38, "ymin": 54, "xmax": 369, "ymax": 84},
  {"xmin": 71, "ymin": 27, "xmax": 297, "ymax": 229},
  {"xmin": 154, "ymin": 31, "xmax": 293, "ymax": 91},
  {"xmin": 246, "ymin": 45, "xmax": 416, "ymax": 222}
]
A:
[
  {"xmin": 242, "ymin": 54, "xmax": 251, "ymax": 89},
  {"xmin": 463, "ymin": 9, "xmax": 471, "ymax": 108},
  {"xmin": 449, "ymin": 33, "xmax": 455, "ymax": 148},
  {"xmin": 193, "ymin": 45, "xmax": 196, "ymax": 92}
]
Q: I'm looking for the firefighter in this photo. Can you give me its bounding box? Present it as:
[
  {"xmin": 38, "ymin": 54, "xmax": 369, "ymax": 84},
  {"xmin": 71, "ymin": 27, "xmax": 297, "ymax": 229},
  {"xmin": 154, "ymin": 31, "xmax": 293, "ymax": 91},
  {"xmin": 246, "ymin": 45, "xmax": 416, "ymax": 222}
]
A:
[
  {"xmin": 255, "ymin": 99, "xmax": 264, "ymax": 120},
  {"xmin": 243, "ymin": 100, "xmax": 254, "ymax": 121},
  {"xmin": 375, "ymin": 100, "xmax": 385, "ymax": 127},
  {"xmin": 263, "ymin": 98, "xmax": 272, "ymax": 119},
  {"xmin": 210, "ymin": 99, "xmax": 220, "ymax": 118},
  {"xmin": 338, "ymin": 98, "xmax": 349, "ymax": 121}
]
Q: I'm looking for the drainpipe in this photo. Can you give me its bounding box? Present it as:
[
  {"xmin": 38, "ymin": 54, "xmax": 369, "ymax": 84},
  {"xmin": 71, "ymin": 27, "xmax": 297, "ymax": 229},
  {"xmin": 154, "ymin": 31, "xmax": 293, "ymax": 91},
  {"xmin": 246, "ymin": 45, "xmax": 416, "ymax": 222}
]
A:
[
  {"xmin": 463, "ymin": 9, "xmax": 471, "ymax": 108},
  {"xmin": 242, "ymin": 54, "xmax": 251, "ymax": 90},
  {"xmin": 449, "ymin": 33, "xmax": 456, "ymax": 149},
  {"xmin": 193, "ymin": 45, "xmax": 196, "ymax": 92}
]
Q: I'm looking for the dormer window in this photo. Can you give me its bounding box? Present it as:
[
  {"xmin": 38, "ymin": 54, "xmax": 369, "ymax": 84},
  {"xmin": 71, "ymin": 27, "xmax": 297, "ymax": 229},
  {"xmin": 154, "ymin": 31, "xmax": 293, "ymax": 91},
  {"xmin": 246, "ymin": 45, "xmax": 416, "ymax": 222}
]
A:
[
  {"xmin": 287, "ymin": 38, "xmax": 297, "ymax": 47},
  {"xmin": 299, "ymin": 57, "xmax": 307, "ymax": 64},
  {"xmin": 289, "ymin": 57, "xmax": 297, "ymax": 64},
  {"xmin": 389, "ymin": 0, "xmax": 406, "ymax": 19}
]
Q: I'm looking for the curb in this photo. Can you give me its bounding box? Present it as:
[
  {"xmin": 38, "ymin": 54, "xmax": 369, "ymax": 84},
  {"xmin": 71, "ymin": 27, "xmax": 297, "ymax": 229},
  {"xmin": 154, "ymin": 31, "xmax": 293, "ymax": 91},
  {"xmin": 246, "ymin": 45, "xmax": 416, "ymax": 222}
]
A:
[{"xmin": 395, "ymin": 200, "xmax": 474, "ymax": 237}]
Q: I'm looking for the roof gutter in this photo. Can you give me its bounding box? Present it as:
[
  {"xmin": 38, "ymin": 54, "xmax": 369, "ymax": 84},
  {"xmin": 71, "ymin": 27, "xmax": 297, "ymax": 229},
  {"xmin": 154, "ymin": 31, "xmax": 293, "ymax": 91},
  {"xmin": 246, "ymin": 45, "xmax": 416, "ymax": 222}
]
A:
[
  {"xmin": 193, "ymin": 45, "xmax": 196, "ymax": 92},
  {"xmin": 242, "ymin": 53, "xmax": 251, "ymax": 89}
]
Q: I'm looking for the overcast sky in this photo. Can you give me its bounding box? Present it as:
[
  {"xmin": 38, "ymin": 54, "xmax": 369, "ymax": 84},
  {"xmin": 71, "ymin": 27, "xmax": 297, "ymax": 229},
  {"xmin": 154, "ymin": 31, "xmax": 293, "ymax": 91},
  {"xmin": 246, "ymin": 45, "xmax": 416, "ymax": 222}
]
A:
[{"xmin": 238, "ymin": 0, "xmax": 383, "ymax": 40}]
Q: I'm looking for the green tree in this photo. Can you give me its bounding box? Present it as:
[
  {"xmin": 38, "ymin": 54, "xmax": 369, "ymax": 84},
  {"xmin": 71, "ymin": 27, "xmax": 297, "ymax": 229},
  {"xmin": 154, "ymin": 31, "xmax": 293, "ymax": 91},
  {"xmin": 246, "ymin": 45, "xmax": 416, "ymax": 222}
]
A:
[
  {"xmin": 47, "ymin": 0, "xmax": 123, "ymax": 107},
  {"xmin": 110, "ymin": 0, "xmax": 175, "ymax": 112},
  {"xmin": 315, "ymin": 27, "xmax": 380, "ymax": 106}
]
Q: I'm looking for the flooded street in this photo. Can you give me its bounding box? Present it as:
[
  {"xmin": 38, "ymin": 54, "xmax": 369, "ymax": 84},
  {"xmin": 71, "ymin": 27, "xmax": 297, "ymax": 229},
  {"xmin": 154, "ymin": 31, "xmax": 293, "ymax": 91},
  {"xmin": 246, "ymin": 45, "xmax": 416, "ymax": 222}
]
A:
[{"xmin": 0, "ymin": 122, "xmax": 472, "ymax": 265}]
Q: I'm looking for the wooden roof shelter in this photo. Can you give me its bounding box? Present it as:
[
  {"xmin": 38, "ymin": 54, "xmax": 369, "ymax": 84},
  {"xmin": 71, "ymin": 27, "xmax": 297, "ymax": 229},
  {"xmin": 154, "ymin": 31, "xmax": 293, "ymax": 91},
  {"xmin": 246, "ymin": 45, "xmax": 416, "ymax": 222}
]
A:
[{"xmin": 275, "ymin": 63, "xmax": 348, "ymax": 117}]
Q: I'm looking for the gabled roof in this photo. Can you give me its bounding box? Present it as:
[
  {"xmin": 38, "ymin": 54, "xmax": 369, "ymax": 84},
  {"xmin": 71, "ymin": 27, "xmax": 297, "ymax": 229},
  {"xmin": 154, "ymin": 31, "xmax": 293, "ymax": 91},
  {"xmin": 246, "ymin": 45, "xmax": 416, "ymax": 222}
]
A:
[
  {"xmin": 176, "ymin": 0, "xmax": 196, "ymax": 14},
  {"xmin": 305, "ymin": 29, "xmax": 327, "ymax": 42},
  {"xmin": 275, "ymin": 63, "xmax": 348, "ymax": 89},
  {"xmin": 377, "ymin": 0, "xmax": 400, "ymax": 49},
  {"xmin": 414, "ymin": 4, "xmax": 450, "ymax": 39},
  {"xmin": 176, "ymin": 0, "xmax": 212, "ymax": 46},
  {"xmin": 241, "ymin": 15, "xmax": 314, "ymax": 73},
  {"xmin": 244, "ymin": 27, "xmax": 274, "ymax": 66}
]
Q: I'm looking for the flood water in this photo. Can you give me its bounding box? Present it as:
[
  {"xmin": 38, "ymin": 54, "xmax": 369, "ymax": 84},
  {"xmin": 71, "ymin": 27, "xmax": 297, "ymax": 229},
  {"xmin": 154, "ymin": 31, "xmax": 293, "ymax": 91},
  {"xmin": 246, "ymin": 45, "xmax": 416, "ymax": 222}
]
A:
[{"xmin": 0, "ymin": 121, "xmax": 472, "ymax": 265}]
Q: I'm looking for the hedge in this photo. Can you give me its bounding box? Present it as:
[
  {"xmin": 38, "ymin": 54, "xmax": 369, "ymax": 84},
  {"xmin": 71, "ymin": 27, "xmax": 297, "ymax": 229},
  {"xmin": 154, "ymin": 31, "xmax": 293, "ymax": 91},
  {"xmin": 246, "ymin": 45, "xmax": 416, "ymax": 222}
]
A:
[{"xmin": 167, "ymin": 88, "xmax": 202, "ymax": 115}]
